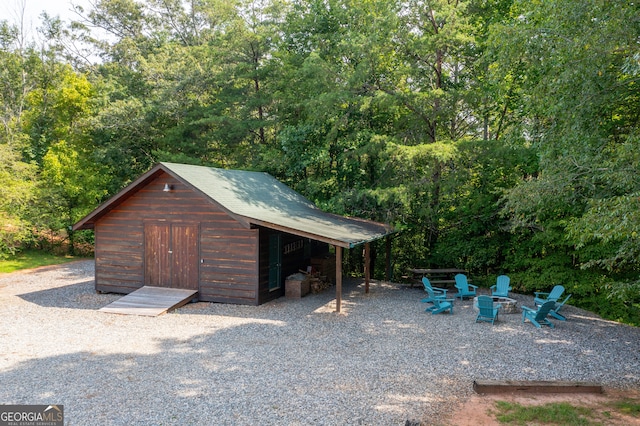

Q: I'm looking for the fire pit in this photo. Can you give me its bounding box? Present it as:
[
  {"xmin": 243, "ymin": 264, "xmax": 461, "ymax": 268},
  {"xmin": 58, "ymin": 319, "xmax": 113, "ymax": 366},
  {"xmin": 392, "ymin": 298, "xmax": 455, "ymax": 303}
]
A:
[{"xmin": 473, "ymin": 296, "xmax": 519, "ymax": 314}]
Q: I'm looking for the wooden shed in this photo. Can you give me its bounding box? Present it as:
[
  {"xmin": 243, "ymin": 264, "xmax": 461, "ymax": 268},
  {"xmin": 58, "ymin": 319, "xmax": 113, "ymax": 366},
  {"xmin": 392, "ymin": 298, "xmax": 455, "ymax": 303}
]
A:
[{"xmin": 73, "ymin": 162, "xmax": 393, "ymax": 311}]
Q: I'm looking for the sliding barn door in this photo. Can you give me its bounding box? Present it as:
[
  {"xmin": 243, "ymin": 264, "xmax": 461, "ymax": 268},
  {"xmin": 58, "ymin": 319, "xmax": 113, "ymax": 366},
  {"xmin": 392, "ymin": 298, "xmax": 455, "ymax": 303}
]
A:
[{"xmin": 145, "ymin": 223, "xmax": 199, "ymax": 290}]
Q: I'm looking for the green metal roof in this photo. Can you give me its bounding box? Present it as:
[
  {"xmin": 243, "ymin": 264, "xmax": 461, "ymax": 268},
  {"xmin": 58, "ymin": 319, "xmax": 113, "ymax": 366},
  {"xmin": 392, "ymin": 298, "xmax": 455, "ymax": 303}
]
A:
[
  {"xmin": 74, "ymin": 162, "xmax": 393, "ymax": 248},
  {"xmin": 162, "ymin": 163, "xmax": 393, "ymax": 248}
]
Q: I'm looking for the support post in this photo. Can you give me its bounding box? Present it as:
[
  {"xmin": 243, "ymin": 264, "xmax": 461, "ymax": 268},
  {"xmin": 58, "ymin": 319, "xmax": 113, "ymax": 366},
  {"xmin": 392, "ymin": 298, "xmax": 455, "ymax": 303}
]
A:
[
  {"xmin": 364, "ymin": 242, "xmax": 370, "ymax": 293},
  {"xmin": 335, "ymin": 246, "xmax": 342, "ymax": 313},
  {"xmin": 385, "ymin": 235, "xmax": 392, "ymax": 282}
]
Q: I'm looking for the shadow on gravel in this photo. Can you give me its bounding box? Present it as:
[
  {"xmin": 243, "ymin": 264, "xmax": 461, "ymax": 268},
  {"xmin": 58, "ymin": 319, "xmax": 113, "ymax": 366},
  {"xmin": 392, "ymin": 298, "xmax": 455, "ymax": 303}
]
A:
[
  {"xmin": 0, "ymin": 320, "xmax": 455, "ymax": 424},
  {"xmin": 17, "ymin": 281, "xmax": 118, "ymax": 310}
]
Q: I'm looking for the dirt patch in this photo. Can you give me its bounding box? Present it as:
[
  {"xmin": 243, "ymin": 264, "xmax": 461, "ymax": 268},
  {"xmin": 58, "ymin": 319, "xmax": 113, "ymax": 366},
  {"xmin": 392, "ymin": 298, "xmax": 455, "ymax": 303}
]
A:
[{"xmin": 446, "ymin": 387, "xmax": 640, "ymax": 425}]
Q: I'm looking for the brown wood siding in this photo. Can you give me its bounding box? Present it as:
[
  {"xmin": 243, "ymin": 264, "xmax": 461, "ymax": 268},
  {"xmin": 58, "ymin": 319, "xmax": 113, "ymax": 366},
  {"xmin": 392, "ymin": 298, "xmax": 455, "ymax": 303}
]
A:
[
  {"xmin": 93, "ymin": 172, "xmax": 259, "ymax": 304},
  {"xmin": 199, "ymin": 225, "xmax": 258, "ymax": 304},
  {"xmin": 95, "ymin": 222, "xmax": 143, "ymax": 293}
]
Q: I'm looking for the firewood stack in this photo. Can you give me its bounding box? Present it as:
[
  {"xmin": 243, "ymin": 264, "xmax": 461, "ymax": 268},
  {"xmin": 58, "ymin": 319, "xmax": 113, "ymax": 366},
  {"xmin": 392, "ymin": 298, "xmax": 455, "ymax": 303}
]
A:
[
  {"xmin": 299, "ymin": 269, "xmax": 332, "ymax": 294},
  {"xmin": 309, "ymin": 276, "xmax": 331, "ymax": 294}
]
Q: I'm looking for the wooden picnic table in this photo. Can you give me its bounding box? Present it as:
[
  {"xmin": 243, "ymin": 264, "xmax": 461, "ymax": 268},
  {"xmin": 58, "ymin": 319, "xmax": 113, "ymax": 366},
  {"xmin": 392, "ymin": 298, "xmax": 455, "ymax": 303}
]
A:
[{"xmin": 406, "ymin": 268, "xmax": 467, "ymax": 288}]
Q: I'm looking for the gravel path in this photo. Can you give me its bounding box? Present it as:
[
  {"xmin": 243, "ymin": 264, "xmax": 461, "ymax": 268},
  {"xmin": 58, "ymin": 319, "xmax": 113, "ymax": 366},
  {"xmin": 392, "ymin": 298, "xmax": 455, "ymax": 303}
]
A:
[{"xmin": 1, "ymin": 261, "xmax": 639, "ymax": 425}]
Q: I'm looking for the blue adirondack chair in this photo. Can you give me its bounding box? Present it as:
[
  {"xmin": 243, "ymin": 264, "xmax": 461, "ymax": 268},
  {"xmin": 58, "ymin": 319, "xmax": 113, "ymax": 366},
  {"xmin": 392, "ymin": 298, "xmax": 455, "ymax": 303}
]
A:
[
  {"xmin": 534, "ymin": 285, "xmax": 565, "ymax": 306},
  {"xmin": 522, "ymin": 300, "xmax": 556, "ymax": 328},
  {"xmin": 423, "ymin": 287, "xmax": 454, "ymax": 314},
  {"xmin": 421, "ymin": 277, "xmax": 448, "ymax": 303},
  {"xmin": 490, "ymin": 275, "xmax": 512, "ymax": 298},
  {"xmin": 475, "ymin": 295, "xmax": 501, "ymax": 324},
  {"xmin": 454, "ymin": 274, "xmax": 478, "ymax": 300},
  {"xmin": 549, "ymin": 294, "xmax": 572, "ymax": 321}
]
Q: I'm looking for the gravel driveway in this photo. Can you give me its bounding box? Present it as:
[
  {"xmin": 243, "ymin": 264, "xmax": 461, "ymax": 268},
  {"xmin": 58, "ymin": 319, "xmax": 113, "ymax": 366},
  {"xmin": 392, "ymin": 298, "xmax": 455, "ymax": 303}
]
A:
[{"xmin": 1, "ymin": 260, "xmax": 639, "ymax": 425}]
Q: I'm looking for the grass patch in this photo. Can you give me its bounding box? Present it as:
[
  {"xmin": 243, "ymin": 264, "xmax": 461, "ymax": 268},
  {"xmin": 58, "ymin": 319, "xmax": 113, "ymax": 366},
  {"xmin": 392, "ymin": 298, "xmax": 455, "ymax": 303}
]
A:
[
  {"xmin": 0, "ymin": 250, "xmax": 88, "ymax": 274},
  {"xmin": 494, "ymin": 401, "xmax": 600, "ymax": 425},
  {"xmin": 609, "ymin": 399, "xmax": 640, "ymax": 416}
]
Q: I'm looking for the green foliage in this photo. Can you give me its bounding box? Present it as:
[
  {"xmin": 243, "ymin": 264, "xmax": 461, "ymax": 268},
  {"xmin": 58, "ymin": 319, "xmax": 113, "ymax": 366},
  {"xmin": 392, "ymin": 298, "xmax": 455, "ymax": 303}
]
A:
[
  {"xmin": 21, "ymin": 66, "xmax": 109, "ymax": 256},
  {"xmin": 568, "ymin": 194, "xmax": 640, "ymax": 272},
  {"xmin": 490, "ymin": 0, "xmax": 640, "ymax": 323},
  {"xmin": 0, "ymin": 29, "xmax": 46, "ymax": 258},
  {"xmin": 37, "ymin": 140, "xmax": 108, "ymax": 226},
  {"xmin": 0, "ymin": 142, "xmax": 37, "ymax": 258},
  {"xmin": 0, "ymin": 212, "xmax": 32, "ymax": 260},
  {"xmin": 0, "ymin": 142, "xmax": 36, "ymax": 243},
  {"xmin": 2, "ymin": 0, "xmax": 640, "ymax": 324}
]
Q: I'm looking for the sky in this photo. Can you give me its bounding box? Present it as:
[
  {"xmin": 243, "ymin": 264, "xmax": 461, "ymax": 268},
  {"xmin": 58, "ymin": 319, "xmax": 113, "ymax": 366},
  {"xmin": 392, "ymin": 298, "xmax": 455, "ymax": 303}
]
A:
[{"xmin": 0, "ymin": 0, "xmax": 92, "ymax": 30}]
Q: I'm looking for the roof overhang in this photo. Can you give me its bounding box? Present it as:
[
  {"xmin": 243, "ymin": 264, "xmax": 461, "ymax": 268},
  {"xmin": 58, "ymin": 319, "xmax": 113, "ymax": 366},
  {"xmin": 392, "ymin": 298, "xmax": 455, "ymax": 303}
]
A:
[{"xmin": 242, "ymin": 216, "xmax": 394, "ymax": 249}]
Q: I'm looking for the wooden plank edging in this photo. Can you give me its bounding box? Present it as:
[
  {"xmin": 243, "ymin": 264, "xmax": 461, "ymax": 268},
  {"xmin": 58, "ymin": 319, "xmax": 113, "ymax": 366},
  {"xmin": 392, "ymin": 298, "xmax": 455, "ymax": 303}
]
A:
[{"xmin": 473, "ymin": 380, "xmax": 603, "ymax": 394}]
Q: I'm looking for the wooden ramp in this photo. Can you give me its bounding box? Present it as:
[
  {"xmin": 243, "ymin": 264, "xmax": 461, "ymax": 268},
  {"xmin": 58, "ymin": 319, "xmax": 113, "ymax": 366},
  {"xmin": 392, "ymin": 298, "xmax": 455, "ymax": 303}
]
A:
[{"xmin": 99, "ymin": 286, "xmax": 198, "ymax": 316}]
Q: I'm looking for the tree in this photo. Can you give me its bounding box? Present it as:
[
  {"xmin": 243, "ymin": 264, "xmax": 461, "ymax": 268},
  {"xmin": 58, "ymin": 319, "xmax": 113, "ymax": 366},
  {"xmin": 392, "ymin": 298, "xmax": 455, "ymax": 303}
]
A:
[
  {"xmin": 0, "ymin": 142, "xmax": 37, "ymax": 257},
  {"xmin": 275, "ymin": 0, "xmax": 493, "ymax": 269},
  {"xmin": 0, "ymin": 17, "xmax": 43, "ymax": 256},
  {"xmin": 24, "ymin": 66, "xmax": 108, "ymax": 254},
  {"xmin": 491, "ymin": 0, "xmax": 640, "ymax": 322}
]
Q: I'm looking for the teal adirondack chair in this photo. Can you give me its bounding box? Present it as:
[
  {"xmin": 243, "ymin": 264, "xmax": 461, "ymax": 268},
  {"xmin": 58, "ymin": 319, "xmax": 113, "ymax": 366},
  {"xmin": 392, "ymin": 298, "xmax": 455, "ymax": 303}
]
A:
[
  {"xmin": 534, "ymin": 285, "xmax": 565, "ymax": 306},
  {"xmin": 549, "ymin": 294, "xmax": 572, "ymax": 321},
  {"xmin": 424, "ymin": 287, "xmax": 454, "ymax": 314},
  {"xmin": 490, "ymin": 275, "xmax": 512, "ymax": 298},
  {"xmin": 421, "ymin": 277, "xmax": 448, "ymax": 303},
  {"xmin": 522, "ymin": 300, "xmax": 556, "ymax": 328},
  {"xmin": 454, "ymin": 274, "xmax": 478, "ymax": 300},
  {"xmin": 475, "ymin": 295, "xmax": 501, "ymax": 325}
]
